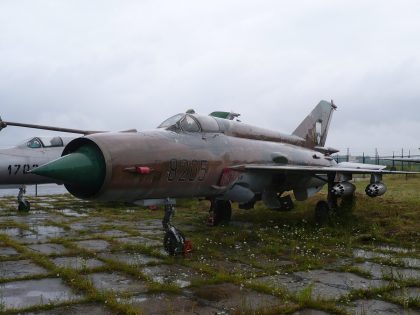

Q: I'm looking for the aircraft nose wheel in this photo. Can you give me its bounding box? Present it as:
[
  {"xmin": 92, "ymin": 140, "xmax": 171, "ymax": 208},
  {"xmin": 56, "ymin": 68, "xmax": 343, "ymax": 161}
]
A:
[
  {"xmin": 164, "ymin": 227, "xmax": 185, "ymax": 256},
  {"xmin": 162, "ymin": 201, "xmax": 192, "ymax": 257},
  {"xmin": 18, "ymin": 200, "xmax": 31, "ymax": 212},
  {"xmin": 17, "ymin": 187, "xmax": 30, "ymax": 212}
]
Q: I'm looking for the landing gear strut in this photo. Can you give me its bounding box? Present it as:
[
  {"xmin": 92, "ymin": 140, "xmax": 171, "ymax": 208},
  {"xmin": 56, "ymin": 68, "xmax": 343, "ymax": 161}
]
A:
[
  {"xmin": 17, "ymin": 186, "xmax": 30, "ymax": 212},
  {"xmin": 207, "ymin": 199, "xmax": 232, "ymax": 226},
  {"xmin": 162, "ymin": 200, "xmax": 191, "ymax": 256},
  {"xmin": 315, "ymin": 174, "xmax": 355, "ymax": 223},
  {"xmin": 315, "ymin": 174, "xmax": 338, "ymax": 223}
]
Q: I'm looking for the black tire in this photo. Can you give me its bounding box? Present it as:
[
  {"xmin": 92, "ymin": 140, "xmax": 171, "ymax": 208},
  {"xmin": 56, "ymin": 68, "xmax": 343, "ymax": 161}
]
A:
[
  {"xmin": 212, "ymin": 200, "xmax": 232, "ymax": 226},
  {"xmin": 314, "ymin": 201, "xmax": 330, "ymax": 224},
  {"xmin": 340, "ymin": 194, "xmax": 356, "ymax": 213},
  {"xmin": 18, "ymin": 200, "xmax": 30, "ymax": 212},
  {"xmin": 163, "ymin": 229, "xmax": 185, "ymax": 256}
]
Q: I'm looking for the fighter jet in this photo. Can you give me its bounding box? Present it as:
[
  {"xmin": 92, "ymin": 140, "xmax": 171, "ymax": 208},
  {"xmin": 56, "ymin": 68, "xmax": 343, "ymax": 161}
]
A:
[
  {"xmin": 12, "ymin": 101, "xmax": 417, "ymax": 255},
  {"xmin": 0, "ymin": 118, "xmax": 105, "ymax": 211},
  {"xmin": 0, "ymin": 136, "xmax": 75, "ymax": 210}
]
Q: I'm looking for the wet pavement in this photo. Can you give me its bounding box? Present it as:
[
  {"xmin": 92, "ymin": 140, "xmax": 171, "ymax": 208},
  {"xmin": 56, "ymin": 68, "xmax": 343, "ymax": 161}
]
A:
[
  {"xmin": 0, "ymin": 278, "xmax": 82, "ymax": 309},
  {"xmin": 0, "ymin": 194, "xmax": 419, "ymax": 314}
]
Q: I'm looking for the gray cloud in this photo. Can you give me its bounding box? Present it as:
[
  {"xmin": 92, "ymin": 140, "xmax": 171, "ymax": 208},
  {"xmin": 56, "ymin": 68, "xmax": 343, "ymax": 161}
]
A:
[{"xmin": 1, "ymin": 1, "xmax": 419, "ymax": 155}]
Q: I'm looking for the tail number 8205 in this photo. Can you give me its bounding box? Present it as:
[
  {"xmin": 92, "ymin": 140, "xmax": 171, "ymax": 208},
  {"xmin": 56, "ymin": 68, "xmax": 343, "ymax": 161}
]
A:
[{"xmin": 167, "ymin": 159, "xmax": 209, "ymax": 182}]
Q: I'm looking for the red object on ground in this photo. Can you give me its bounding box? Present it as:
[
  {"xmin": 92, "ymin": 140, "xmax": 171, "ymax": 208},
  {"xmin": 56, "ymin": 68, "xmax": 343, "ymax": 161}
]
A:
[{"xmin": 183, "ymin": 240, "xmax": 193, "ymax": 255}]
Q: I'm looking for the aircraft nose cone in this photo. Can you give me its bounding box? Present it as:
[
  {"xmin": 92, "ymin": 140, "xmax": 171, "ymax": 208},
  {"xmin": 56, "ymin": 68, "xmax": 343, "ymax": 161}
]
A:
[{"xmin": 31, "ymin": 143, "xmax": 105, "ymax": 189}]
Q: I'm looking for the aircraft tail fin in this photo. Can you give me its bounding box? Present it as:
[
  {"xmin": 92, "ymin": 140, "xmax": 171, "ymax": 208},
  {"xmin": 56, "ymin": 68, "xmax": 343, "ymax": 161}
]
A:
[{"xmin": 292, "ymin": 100, "xmax": 337, "ymax": 148}]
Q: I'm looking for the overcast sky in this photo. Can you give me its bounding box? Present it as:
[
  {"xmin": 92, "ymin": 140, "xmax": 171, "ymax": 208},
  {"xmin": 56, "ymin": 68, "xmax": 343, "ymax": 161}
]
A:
[{"xmin": 1, "ymin": 1, "xmax": 419, "ymax": 156}]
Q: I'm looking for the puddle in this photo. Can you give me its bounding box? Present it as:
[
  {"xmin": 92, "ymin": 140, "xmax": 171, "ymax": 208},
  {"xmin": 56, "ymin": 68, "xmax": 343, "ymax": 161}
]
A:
[
  {"xmin": 0, "ymin": 246, "xmax": 19, "ymax": 257},
  {"xmin": 115, "ymin": 236, "xmax": 161, "ymax": 247},
  {"xmin": 10, "ymin": 225, "xmax": 69, "ymax": 244},
  {"xmin": 354, "ymin": 261, "xmax": 420, "ymax": 280},
  {"xmin": 56, "ymin": 209, "xmax": 88, "ymax": 217},
  {"xmin": 0, "ymin": 278, "xmax": 82, "ymax": 310},
  {"xmin": 126, "ymin": 293, "xmax": 219, "ymax": 315},
  {"xmin": 26, "ymin": 243, "xmax": 69, "ymax": 255},
  {"xmin": 27, "ymin": 210, "xmax": 48, "ymax": 215},
  {"xmin": 0, "ymin": 260, "xmax": 48, "ymax": 279},
  {"xmin": 86, "ymin": 272, "xmax": 148, "ymax": 294},
  {"xmin": 345, "ymin": 299, "xmax": 417, "ymax": 315},
  {"xmin": 377, "ymin": 245, "xmax": 415, "ymax": 254},
  {"xmin": 20, "ymin": 303, "xmax": 114, "ymax": 315},
  {"xmin": 34, "ymin": 225, "xmax": 64, "ymax": 234},
  {"xmin": 31, "ymin": 225, "xmax": 66, "ymax": 237},
  {"xmin": 142, "ymin": 265, "xmax": 207, "ymax": 288},
  {"xmin": 353, "ymin": 249, "xmax": 391, "ymax": 259},
  {"xmin": 100, "ymin": 252, "xmax": 162, "ymax": 266},
  {"xmin": 252, "ymin": 270, "xmax": 388, "ymax": 300},
  {"xmin": 192, "ymin": 283, "xmax": 282, "ymax": 313},
  {"xmin": 0, "ymin": 227, "xmax": 29, "ymax": 237},
  {"xmin": 74, "ymin": 239, "xmax": 111, "ymax": 252},
  {"xmin": 51, "ymin": 257, "xmax": 104, "ymax": 270}
]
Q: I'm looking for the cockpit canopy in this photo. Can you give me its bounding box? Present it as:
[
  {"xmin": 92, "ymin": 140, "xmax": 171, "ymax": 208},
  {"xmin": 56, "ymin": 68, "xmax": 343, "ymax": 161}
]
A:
[
  {"xmin": 18, "ymin": 136, "xmax": 66, "ymax": 149},
  {"xmin": 158, "ymin": 113, "xmax": 219, "ymax": 133}
]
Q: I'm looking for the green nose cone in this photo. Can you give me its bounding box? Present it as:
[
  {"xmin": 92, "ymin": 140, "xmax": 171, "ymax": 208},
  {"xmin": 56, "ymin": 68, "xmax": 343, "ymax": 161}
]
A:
[{"xmin": 32, "ymin": 143, "xmax": 105, "ymax": 189}]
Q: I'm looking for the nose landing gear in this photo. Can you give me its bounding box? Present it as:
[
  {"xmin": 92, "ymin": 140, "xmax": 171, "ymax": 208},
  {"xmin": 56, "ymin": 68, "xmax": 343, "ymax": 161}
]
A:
[
  {"xmin": 17, "ymin": 186, "xmax": 30, "ymax": 212},
  {"xmin": 162, "ymin": 200, "xmax": 192, "ymax": 256}
]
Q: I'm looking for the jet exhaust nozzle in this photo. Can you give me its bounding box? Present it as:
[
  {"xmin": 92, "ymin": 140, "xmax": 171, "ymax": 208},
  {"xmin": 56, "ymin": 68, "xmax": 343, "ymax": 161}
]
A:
[
  {"xmin": 365, "ymin": 182, "xmax": 387, "ymax": 197},
  {"xmin": 330, "ymin": 181, "xmax": 356, "ymax": 197}
]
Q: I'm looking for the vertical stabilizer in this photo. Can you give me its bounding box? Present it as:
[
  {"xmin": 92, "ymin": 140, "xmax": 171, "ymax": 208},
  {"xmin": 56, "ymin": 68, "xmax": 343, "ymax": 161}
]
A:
[{"xmin": 292, "ymin": 100, "xmax": 336, "ymax": 148}]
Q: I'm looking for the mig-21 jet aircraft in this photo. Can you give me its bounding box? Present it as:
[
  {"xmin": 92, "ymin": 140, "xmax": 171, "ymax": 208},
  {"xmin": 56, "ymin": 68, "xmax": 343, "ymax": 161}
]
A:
[
  {"xmin": 0, "ymin": 136, "xmax": 74, "ymax": 210},
  {"xmin": 7, "ymin": 101, "xmax": 418, "ymax": 255}
]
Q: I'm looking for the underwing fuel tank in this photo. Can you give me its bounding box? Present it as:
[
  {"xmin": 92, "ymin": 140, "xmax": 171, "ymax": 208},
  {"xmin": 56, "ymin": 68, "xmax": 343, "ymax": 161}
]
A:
[{"xmin": 365, "ymin": 182, "xmax": 387, "ymax": 197}]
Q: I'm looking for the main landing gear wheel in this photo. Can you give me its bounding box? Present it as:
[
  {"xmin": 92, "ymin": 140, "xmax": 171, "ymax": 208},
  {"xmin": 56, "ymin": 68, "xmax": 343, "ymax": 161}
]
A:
[
  {"xmin": 161, "ymin": 200, "xmax": 192, "ymax": 257},
  {"xmin": 314, "ymin": 201, "xmax": 331, "ymax": 224},
  {"xmin": 207, "ymin": 200, "xmax": 232, "ymax": 226},
  {"xmin": 340, "ymin": 194, "xmax": 356, "ymax": 212}
]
